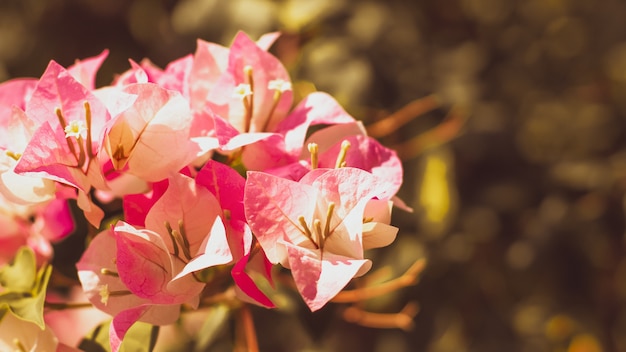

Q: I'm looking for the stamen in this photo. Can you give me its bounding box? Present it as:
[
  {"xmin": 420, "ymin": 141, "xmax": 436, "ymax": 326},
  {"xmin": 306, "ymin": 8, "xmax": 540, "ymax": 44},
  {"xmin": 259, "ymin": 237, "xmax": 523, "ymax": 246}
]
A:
[
  {"xmin": 55, "ymin": 107, "xmax": 68, "ymax": 130},
  {"xmin": 56, "ymin": 108, "xmax": 79, "ymax": 159},
  {"xmin": 224, "ymin": 209, "xmax": 232, "ymax": 221},
  {"xmin": 109, "ymin": 290, "xmax": 132, "ymax": 297},
  {"xmin": 324, "ymin": 202, "xmax": 335, "ymax": 238},
  {"xmin": 5, "ymin": 150, "xmax": 21, "ymax": 161},
  {"xmin": 298, "ymin": 215, "xmax": 317, "ymax": 248},
  {"xmin": 244, "ymin": 65, "xmax": 254, "ymax": 91},
  {"xmin": 100, "ymin": 268, "xmax": 119, "ymax": 277},
  {"xmin": 172, "ymin": 229, "xmax": 192, "ymax": 260},
  {"xmin": 363, "ymin": 217, "xmax": 374, "ymax": 223},
  {"xmin": 261, "ymin": 79, "xmax": 292, "ymax": 132},
  {"xmin": 313, "ymin": 219, "xmax": 323, "ymax": 251},
  {"xmin": 165, "ymin": 221, "xmax": 180, "ymax": 257},
  {"xmin": 13, "ymin": 338, "xmax": 27, "ymax": 352},
  {"xmin": 244, "ymin": 66, "xmax": 256, "ymax": 132},
  {"xmin": 335, "ymin": 140, "xmax": 351, "ymax": 168},
  {"xmin": 76, "ymin": 133, "xmax": 86, "ymax": 168},
  {"xmin": 84, "ymin": 101, "xmax": 95, "ymax": 159},
  {"xmin": 177, "ymin": 219, "xmax": 192, "ymax": 259},
  {"xmin": 308, "ymin": 143, "xmax": 319, "ymax": 169}
]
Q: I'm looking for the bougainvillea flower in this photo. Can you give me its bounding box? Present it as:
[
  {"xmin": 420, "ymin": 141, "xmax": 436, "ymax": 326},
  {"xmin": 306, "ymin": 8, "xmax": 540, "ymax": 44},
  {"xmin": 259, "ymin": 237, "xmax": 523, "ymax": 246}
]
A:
[
  {"xmin": 206, "ymin": 31, "xmax": 293, "ymax": 134},
  {"xmin": 244, "ymin": 167, "xmax": 398, "ymax": 311},
  {"xmin": 0, "ymin": 310, "xmax": 73, "ymax": 352},
  {"xmin": 102, "ymin": 83, "xmax": 199, "ymax": 182},
  {"xmin": 76, "ymin": 228, "xmax": 187, "ymax": 352},
  {"xmin": 240, "ymin": 92, "xmax": 357, "ymax": 171},
  {"xmin": 0, "ymin": 106, "xmax": 56, "ymax": 204},
  {"xmin": 195, "ymin": 160, "xmax": 275, "ymax": 307},
  {"xmin": 13, "ymin": 60, "xmax": 115, "ymax": 225}
]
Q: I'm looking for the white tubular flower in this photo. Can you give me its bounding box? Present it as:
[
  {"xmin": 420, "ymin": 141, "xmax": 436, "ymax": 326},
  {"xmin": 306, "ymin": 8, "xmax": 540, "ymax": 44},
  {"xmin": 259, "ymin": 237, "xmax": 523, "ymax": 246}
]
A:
[
  {"xmin": 64, "ymin": 120, "xmax": 87, "ymax": 139},
  {"xmin": 232, "ymin": 83, "xmax": 253, "ymax": 99},
  {"xmin": 268, "ymin": 79, "xmax": 292, "ymax": 92}
]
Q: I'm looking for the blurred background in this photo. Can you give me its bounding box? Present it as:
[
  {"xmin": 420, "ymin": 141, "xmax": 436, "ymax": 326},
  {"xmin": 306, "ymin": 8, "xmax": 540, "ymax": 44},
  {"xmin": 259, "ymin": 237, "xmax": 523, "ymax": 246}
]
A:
[{"xmin": 2, "ymin": 0, "xmax": 625, "ymax": 351}]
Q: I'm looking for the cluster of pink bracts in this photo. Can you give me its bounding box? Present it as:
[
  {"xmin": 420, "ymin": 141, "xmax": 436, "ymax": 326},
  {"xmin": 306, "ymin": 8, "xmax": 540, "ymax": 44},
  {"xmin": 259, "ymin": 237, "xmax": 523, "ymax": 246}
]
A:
[{"xmin": 0, "ymin": 31, "xmax": 406, "ymax": 350}]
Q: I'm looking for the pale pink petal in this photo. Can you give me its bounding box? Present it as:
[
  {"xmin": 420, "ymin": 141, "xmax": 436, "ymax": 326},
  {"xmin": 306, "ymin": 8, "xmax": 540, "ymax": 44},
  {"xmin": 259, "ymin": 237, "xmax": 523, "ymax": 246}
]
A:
[
  {"xmin": 76, "ymin": 228, "xmax": 151, "ymax": 317},
  {"xmin": 284, "ymin": 242, "xmax": 370, "ymax": 311},
  {"xmin": 67, "ymin": 50, "xmax": 109, "ymax": 90},
  {"xmin": 244, "ymin": 171, "xmax": 318, "ymax": 263},
  {"xmin": 173, "ymin": 216, "xmax": 232, "ymax": 281},
  {"xmin": 206, "ymin": 31, "xmax": 292, "ymax": 133},
  {"xmin": 76, "ymin": 190, "xmax": 104, "ymax": 227},
  {"xmin": 362, "ymin": 222, "xmax": 398, "ymax": 250},
  {"xmin": 104, "ymin": 83, "xmax": 198, "ymax": 182},
  {"xmin": 0, "ymin": 311, "xmax": 58, "ymax": 352},
  {"xmin": 26, "ymin": 60, "xmax": 111, "ymax": 140},
  {"xmin": 153, "ymin": 55, "xmax": 194, "ymax": 97},
  {"xmin": 318, "ymin": 135, "xmax": 403, "ymax": 200},
  {"xmin": 0, "ymin": 78, "xmax": 37, "ymax": 112},
  {"xmin": 276, "ymin": 92, "xmax": 356, "ymax": 154},
  {"xmin": 189, "ymin": 39, "xmax": 229, "ymax": 111},
  {"xmin": 14, "ymin": 122, "xmax": 84, "ymax": 189},
  {"xmin": 115, "ymin": 221, "xmax": 204, "ymax": 305},
  {"xmin": 256, "ymin": 32, "xmax": 281, "ymax": 51},
  {"xmin": 145, "ymin": 173, "xmax": 222, "ymax": 254}
]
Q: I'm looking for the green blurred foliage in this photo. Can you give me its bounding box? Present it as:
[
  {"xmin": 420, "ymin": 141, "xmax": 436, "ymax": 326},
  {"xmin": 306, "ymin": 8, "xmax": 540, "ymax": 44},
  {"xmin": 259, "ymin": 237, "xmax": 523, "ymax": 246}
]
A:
[{"xmin": 2, "ymin": 0, "xmax": 625, "ymax": 351}]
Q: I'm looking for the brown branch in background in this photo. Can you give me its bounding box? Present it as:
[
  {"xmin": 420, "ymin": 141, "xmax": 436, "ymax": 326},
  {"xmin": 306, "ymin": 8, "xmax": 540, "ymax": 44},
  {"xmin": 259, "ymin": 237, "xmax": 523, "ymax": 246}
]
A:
[
  {"xmin": 366, "ymin": 94, "xmax": 441, "ymax": 138},
  {"xmin": 332, "ymin": 258, "xmax": 426, "ymax": 303},
  {"xmin": 235, "ymin": 304, "xmax": 259, "ymax": 352},
  {"xmin": 392, "ymin": 105, "xmax": 468, "ymax": 160},
  {"xmin": 342, "ymin": 301, "xmax": 420, "ymax": 331}
]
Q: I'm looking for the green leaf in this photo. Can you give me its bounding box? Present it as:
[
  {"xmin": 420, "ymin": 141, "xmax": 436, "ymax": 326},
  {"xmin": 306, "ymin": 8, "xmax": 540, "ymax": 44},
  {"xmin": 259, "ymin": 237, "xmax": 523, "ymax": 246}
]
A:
[
  {"xmin": 0, "ymin": 246, "xmax": 37, "ymax": 292},
  {"xmin": 0, "ymin": 264, "xmax": 52, "ymax": 329},
  {"xmin": 79, "ymin": 319, "xmax": 160, "ymax": 352},
  {"xmin": 195, "ymin": 304, "xmax": 230, "ymax": 351},
  {"xmin": 0, "ymin": 247, "xmax": 52, "ymax": 329}
]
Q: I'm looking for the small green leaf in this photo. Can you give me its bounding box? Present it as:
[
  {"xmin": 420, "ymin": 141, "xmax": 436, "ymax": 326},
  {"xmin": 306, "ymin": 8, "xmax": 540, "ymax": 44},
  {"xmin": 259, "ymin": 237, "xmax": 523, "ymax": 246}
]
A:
[
  {"xmin": 195, "ymin": 304, "xmax": 230, "ymax": 351},
  {"xmin": 0, "ymin": 247, "xmax": 52, "ymax": 329},
  {"xmin": 0, "ymin": 247, "xmax": 37, "ymax": 292},
  {"xmin": 79, "ymin": 319, "xmax": 160, "ymax": 352},
  {"xmin": 0, "ymin": 264, "xmax": 52, "ymax": 329}
]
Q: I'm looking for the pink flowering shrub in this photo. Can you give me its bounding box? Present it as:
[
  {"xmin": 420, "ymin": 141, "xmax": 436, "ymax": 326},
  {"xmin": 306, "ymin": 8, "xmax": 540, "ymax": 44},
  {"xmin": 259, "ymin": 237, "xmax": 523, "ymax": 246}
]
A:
[{"xmin": 0, "ymin": 31, "xmax": 418, "ymax": 351}]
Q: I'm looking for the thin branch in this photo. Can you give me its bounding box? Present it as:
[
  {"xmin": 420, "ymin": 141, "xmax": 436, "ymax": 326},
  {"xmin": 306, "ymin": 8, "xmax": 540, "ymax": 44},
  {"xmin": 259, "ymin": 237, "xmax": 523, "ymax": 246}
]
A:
[
  {"xmin": 235, "ymin": 304, "xmax": 259, "ymax": 352},
  {"xmin": 342, "ymin": 301, "xmax": 420, "ymax": 331},
  {"xmin": 366, "ymin": 94, "xmax": 441, "ymax": 138},
  {"xmin": 332, "ymin": 258, "xmax": 426, "ymax": 303},
  {"xmin": 392, "ymin": 105, "xmax": 468, "ymax": 160}
]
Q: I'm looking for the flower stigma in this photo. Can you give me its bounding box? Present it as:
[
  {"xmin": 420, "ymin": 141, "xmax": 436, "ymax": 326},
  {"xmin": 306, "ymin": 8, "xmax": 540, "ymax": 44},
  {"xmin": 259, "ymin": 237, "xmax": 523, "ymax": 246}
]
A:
[
  {"xmin": 308, "ymin": 143, "xmax": 319, "ymax": 169},
  {"xmin": 335, "ymin": 140, "xmax": 351, "ymax": 168},
  {"xmin": 13, "ymin": 338, "xmax": 27, "ymax": 352}
]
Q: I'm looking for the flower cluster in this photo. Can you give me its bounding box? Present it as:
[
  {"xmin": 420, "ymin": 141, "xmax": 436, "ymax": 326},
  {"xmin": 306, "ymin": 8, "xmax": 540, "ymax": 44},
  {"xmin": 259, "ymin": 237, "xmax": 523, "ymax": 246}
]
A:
[{"xmin": 0, "ymin": 31, "xmax": 407, "ymax": 351}]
